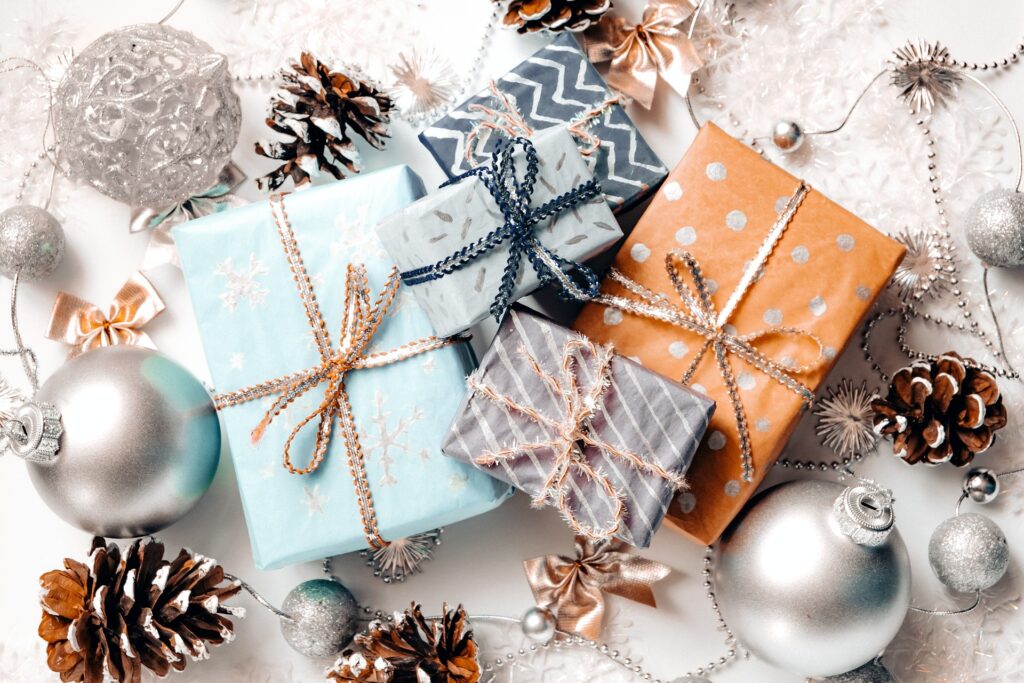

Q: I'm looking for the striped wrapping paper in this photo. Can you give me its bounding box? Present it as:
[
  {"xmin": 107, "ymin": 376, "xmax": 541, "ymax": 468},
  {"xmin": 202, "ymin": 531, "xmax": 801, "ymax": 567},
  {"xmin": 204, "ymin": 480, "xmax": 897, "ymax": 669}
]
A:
[{"xmin": 442, "ymin": 308, "xmax": 715, "ymax": 548}]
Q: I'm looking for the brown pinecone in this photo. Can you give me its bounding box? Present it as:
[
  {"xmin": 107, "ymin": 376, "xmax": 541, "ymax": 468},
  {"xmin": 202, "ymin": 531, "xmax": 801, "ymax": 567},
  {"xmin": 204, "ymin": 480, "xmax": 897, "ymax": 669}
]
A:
[
  {"xmin": 499, "ymin": 0, "xmax": 612, "ymax": 33},
  {"xmin": 327, "ymin": 603, "xmax": 479, "ymax": 683},
  {"xmin": 872, "ymin": 352, "xmax": 1007, "ymax": 466},
  {"xmin": 255, "ymin": 52, "xmax": 393, "ymax": 190},
  {"xmin": 38, "ymin": 537, "xmax": 242, "ymax": 683}
]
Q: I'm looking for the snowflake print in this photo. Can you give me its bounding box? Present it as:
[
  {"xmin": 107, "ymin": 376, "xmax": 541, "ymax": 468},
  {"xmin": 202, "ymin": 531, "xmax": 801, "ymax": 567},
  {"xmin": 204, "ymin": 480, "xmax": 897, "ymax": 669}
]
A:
[
  {"xmin": 215, "ymin": 254, "xmax": 269, "ymax": 312},
  {"xmin": 359, "ymin": 391, "xmax": 425, "ymax": 486},
  {"xmin": 331, "ymin": 206, "xmax": 387, "ymax": 261},
  {"xmin": 303, "ymin": 484, "xmax": 329, "ymax": 516}
]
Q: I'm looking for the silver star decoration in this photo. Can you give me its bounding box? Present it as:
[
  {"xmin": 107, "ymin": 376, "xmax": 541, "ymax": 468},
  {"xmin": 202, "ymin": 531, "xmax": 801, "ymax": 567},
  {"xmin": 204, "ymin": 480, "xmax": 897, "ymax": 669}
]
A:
[
  {"xmin": 889, "ymin": 227, "xmax": 956, "ymax": 303},
  {"xmin": 360, "ymin": 529, "xmax": 443, "ymax": 583},
  {"xmin": 387, "ymin": 49, "xmax": 460, "ymax": 123},
  {"xmin": 814, "ymin": 379, "xmax": 879, "ymax": 459},
  {"xmin": 891, "ymin": 40, "xmax": 962, "ymax": 113}
]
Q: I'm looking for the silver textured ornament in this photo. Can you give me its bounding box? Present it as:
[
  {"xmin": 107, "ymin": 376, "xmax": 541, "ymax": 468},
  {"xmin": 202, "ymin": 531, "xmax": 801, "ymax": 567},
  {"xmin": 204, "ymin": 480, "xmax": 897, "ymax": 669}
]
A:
[
  {"xmin": 928, "ymin": 512, "xmax": 1009, "ymax": 593},
  {"xmin": 280, "ymin": 579, "xmax": 359, "ymax": 657},
  {"xmin": 53, "ymin": 24, "xmax": 241, "ymax": 208},
  {"xmin": 26, "ymin": 346, "xmax": 220, "ymax": 536},
  {"xmin": 0, "ymin": 205, "xmax": 65, "ymax": 280},
  {"xmin": 521, "ymin": 605, "xmax": 557, "ymax": 643},
  {"xmin": 964, "ymin": 189, "xmax": 1024, "ymax": 267},
  {"xmin": 823, "ymin": 660, "xmax": 895, "ymax": 683},
  {"xmin": 669, "ymin": 678, "xmax": 713, "ymax": 683},
  {"xmin": 963, "ymin": 467, "xmax": 1000, "ymax": 504},
  {"xmin": 714, "ymin": 480, "xmax": 911, "ymax": 678},
  {"xmin": 770, "ymin": 120, "xmax": 804, "ymax": 153}
]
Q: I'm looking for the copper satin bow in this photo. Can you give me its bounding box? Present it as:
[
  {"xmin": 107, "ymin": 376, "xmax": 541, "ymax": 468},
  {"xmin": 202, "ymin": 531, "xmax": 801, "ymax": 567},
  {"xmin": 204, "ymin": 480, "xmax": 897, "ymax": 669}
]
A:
[
  {"xmin": 584, "ymin": 0, "xmax": 703, "ymax": 109},
  {"xmin": 523, "ymin": 536, "xmax": 670, "ymax": 640},
  {"xmin": 594, "ymin": 183, "xmax": 824, "ymax": 482},
  {"xmin": 468, "ymin": 334, "xmax": 685, "ymax": 540},
  {"xmin": 46, "ymin": 272, "xmax": 165, "ymax": 358}
]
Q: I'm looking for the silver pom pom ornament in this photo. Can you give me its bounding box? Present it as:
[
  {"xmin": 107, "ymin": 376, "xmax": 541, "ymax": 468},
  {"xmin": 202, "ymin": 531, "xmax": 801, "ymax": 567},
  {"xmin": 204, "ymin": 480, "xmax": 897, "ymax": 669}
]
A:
[
  {"xmin": 0, "ymin": 205, "xmax": 65, "ymax": 280},
  {"xmin": 928, "ymin": 512, "xmax": 1009, "ymax": 593},
  {"xmin": 280, "ymin": 579, "xmax": 360, "ymax": 657},
  {"xmin": 964, "ymin": 188, "xmax": 1024, "ymax": 268}
]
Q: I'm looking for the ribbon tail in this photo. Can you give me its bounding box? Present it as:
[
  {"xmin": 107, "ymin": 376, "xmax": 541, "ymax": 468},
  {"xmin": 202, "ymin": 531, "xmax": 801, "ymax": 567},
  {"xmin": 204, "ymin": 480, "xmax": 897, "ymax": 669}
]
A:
[
  {"xmin": 46, "ymin": 293, "xmax": 102, "ymax": 347},
  {"xmin": 530, "ymin": 242, "xmax": 600, "ymax": 302},
  {"xmin": 714, "ymin": 342, "xmax": 755, "ymax": 482},
  {"xmin": 648, "ymin": 30, "xmax": 702, "ymax": 100},
  {"xmin": 606, "ymin": 44, "xmax": 660, "ymax": 110},
  {"xmin": 600, "ymin": 556, "xmax": 671, "ymax": 607}
]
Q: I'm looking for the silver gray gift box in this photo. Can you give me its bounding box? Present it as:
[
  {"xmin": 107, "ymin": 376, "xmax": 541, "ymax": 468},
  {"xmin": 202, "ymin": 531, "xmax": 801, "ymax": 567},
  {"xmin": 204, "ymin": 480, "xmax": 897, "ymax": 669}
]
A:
[
  {"xmin": 374, "ymin": 127, "xmax": 621, "ymax": 338},
  {"xmin": 442, "ymin": 307, "xmax": 715, "ymax": 548}
]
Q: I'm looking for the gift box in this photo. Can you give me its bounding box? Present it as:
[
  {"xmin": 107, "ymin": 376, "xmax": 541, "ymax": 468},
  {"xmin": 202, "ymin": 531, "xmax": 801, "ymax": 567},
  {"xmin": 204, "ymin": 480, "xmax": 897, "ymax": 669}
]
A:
[
  {"xmin": 573, "ymin": 124, "xmax": 906, "ymax": 545},
  {"xmin": 420, "ymin": 33, "xmax": 667, "ymax": 214},
  {"xmin": 376, "ymin": 126, "xmax": 622, "ymax": 338},
  {"xmin": 442, "ymin": 307, "xmax": 714, "ymax": 548},
  {"xmin": 175, "ymin": 166, "xmax": 511, "ymax": 570}
]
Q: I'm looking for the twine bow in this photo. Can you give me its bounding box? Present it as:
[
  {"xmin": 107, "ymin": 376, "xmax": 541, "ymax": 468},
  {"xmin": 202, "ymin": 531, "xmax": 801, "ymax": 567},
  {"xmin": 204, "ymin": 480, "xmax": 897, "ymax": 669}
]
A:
[
  {"xmin": 468, "ymin": 334, "xmax": 685, "ymax": 540},
  {"xmin": 214, "ymin": 193, "xmax": 459, "ymax": 550},
  {"xmin": 594, "ymin": 182, "xmax": 824, "ymax": 481},
  {"xmin": 46, "ymin": 272, "xmax": 165, "ymax": 358},
  {"xmin": 584, "ymin": 0, "xmax": 703, "ymax": 109},
  {"xmin": 400, "ymin": 137, "xmax": 603, "ymax": 322},
  {"xmin": 523, "ymin": 536, "xmax": 670, "ymax": 640}
]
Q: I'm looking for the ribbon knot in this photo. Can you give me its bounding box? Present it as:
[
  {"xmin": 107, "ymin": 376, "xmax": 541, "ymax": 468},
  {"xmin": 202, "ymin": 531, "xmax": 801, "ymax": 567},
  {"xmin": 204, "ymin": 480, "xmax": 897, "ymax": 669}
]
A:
[{"xmin": 399, "ymin": 137, "xmax": 604, "ymax": 322}]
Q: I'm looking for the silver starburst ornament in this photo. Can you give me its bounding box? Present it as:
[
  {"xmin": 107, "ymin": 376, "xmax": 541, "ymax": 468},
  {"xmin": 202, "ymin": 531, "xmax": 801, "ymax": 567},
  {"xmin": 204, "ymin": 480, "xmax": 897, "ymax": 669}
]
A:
[
  {"xmin": 891, "ymin": 41, "xmax": 962, "ymax": 113},
  {"xmin": 889, "ymin": 228, "xmax": 956, "ymax": 302},
  {"xmin": 814, "ymin": 379, "xmax": 879, "ymax": 459},
  {"xmin": 360, "ymin": 528, "xmax": 443, "ymax": 583},
  {"xmin": 388, "ymin": 50, "xmax": 460, "ymax": 124}
]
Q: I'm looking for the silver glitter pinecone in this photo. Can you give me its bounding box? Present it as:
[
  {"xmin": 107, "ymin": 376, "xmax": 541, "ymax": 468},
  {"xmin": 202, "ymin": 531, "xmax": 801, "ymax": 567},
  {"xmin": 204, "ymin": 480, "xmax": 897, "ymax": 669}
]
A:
[
  {"xmin": 928, "ymin": 512, "xmax": 1009, "ymax": 593},
  {"xmin": 965, "ymin": 188, "xmax": 1024, "ymax": 268},
  {"xmin": 0, "ymin": 205, "xmax": 65, "ymax": 280},
  {"xmin": 280, "ymin": 579, "xmax": 359, "ymax": 657}
]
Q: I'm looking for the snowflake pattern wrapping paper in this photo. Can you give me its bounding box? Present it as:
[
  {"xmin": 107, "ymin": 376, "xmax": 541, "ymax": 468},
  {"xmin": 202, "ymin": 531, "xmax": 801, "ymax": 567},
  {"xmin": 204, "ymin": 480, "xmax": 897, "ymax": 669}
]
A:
[{"xmin": 174, "ymin": 167, "xmax": 511, "ymax": 570}]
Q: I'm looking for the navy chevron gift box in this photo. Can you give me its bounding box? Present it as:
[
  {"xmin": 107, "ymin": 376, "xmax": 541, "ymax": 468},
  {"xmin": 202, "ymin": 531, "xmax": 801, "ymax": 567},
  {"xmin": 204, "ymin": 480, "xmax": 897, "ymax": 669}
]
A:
[{"xmin": 419, "ymin": 34, "xmax": 668, "ymax": 215}]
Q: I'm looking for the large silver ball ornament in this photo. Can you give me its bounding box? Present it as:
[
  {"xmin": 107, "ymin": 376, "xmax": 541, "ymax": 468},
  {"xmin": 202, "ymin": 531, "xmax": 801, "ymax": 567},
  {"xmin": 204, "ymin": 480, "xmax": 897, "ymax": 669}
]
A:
[
  {"xmin": 823, "ymin": 660, "xmax": 895, "ymax": 683},
  {"xmin": 770, "ymin": 120, "xmax": 805, "ymax": 153},
  {"xmin": 53, "ymin": 24, "xmax": 241, "ymax": 208},
  {"xmin": 964, "ymin": 189, "xmax": 1024, "ymax": 267},
  {"xmin": 928, "ymin": 512, "xmax": 1009, "ymax": 593},
  {"xmin": 714, "ymin": 480, "xmax": 911, "ymax": 678},
  {"xmin": 280, "ymin": 579, "xmax": 359, "ymax": 657},
  {"xmin": 521, "ymin": 605, "xmax": 557, "ymax": 643},
  {"xmin": 27, "ymin": 346, "xmax": 220, "ymax": 536},
  {"xmin": 0, "ymin": 205, "xmax": 65, "ymax": 280},
  {"xmin": 962, "ymin": 467, "xmax": 1000, "ymax": 504}
]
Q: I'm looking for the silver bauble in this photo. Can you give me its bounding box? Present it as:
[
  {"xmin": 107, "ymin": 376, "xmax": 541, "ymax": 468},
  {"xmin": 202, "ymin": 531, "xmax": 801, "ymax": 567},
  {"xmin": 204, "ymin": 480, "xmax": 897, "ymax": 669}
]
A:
[
  {"xmin": 928, "ymin": 512, "xmax": 1009, "ymax": 593},
  {"xmin": 53, "ymin": 24, "xmax": 241, "ymax": 208},
  {"xmin": 823, "ymin": 660, "xmax": 895, "ymax": 683},
  {"xmin": 771, "ymin": 120, "xmax": 805, "ymax": 153},
  {"xmin": 714, "ymin": 480, "xmax": 911, "ymax": 678},
  {"xmin": 963, "ymin": 467, "xmax": 1000, "ymax": 504},
  {"xmin": 0, "ymin": 205, "xmax": 65, "ymax": 280},
  {"xmin": 521, "ymin": 605, "xmax": 557, "ymax": 643},
  {"xmin": 280, "ymin": 579, "xmax": 359, "ymax": 657},
  {"xmin": 669, "ymin": 678, "xmax": 713, "ymax": 683},
  {"xmin": 27, "ymin": 346, "xmax": 220, "ymax": 536},
  {"xmin": 964, "ymin": 189, "xmax": 1024, "ymax": 267}
]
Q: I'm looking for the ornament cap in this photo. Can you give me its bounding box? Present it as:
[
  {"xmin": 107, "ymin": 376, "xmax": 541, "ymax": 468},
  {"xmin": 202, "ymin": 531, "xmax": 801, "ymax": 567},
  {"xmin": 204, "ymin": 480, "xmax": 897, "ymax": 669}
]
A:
[
  {"xmin": 833, "ymin": 481, "xmax": 894, "ymax": 546},
  {"xmin": 4, "ymin": 400, "xmax": 62, "ymax": 464}
]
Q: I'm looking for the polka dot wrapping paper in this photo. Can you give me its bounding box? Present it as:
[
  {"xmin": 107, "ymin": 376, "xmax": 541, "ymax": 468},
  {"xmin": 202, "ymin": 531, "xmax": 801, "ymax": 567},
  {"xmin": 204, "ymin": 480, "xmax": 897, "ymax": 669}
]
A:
[{"xmin": 573, "ymin": 123, "xmax": 906, "ymax": 545}]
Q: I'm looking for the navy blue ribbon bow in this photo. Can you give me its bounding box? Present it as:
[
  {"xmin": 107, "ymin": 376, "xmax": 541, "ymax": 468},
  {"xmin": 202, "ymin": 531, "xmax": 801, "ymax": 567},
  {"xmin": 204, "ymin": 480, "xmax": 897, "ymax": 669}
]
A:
[{"xmin": 399, "ymin": 137, "xmax": 604, "ymax": 321}]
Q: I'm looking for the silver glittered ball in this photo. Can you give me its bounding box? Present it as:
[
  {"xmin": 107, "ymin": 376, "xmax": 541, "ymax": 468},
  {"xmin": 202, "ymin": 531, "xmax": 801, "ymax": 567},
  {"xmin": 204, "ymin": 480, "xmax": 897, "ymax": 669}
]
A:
[
  {"xmin": 27, "ymin": 346, "xmax": 220, "ymax": 536},
  {"xmin": 280, "ymin": 579, "xmax": 359, "ymax": 657},
  {"xmin": 965, "ymin": 189, "xmax": 1024, "ymax": 267},
  {"xmin": 963, "ymin": 467, "xmax": 1000, "ymax": 504},
  {"xmin": 53, "ymin": 24, "xmax": 241, "ymax": 208},
  {"xmin": 0, "ymin": 205, "xmax": 65, "ymax": 280},
  {"xmin": 771, "ymin": 120, "xmax": 805, "ymax": 153},
  {"xmin": 823, "ymin": 660, "xmax": 895, "ymax": 683},
  {"xmin": 669, "ymin": 678, "xmax": 713, "ymax": 683},
  {"xmin": 715, "ymin": 480, "xmax": 911, "ymax": 678},
  {"xmin": 928, "ymin": 512, "xmax": 1009, "ymax": 593},
  {"xmin": 521, "ymin": 605, "xmax": 557, "ymax": 643}
]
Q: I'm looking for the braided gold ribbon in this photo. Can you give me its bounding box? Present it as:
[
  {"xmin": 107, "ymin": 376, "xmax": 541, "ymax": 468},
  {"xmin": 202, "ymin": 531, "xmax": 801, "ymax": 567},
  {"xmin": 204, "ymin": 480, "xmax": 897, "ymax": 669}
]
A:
[
  {"xmin": 467, "ymin": 333, "xmax": 685, "ymax": 540},
  {"xmin": 214, "ymin": 193, "xmax": 460, "ymax": 550},
  {"xmin": 593, "ymin": 182, "xmax": 824, "ymax": 481}
]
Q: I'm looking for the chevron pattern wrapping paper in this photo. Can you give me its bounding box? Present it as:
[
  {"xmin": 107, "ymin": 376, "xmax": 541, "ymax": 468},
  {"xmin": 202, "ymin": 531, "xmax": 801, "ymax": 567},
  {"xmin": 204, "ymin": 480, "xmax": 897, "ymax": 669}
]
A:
[{"xmin": 419, "ymin": 33, "xmax": 668, "ymax": 214}]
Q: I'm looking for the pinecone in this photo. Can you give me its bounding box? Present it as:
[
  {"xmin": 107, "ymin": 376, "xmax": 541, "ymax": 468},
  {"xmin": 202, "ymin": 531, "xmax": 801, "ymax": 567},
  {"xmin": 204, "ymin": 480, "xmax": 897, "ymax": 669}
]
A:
[
  {"xmin": 255, "ymin": 52, "xmax": 393, "ymax": 190},
  {"xmin": 498, "ymin": 0, "xmax": 612, "ymax": 33},
  {"xmin": 872, "ymin": 352, "xmax": 1007, "ymax": 466},
  {"xmin": 38, "ymin": 537, "xmax": 243, "ymax": 683},
  {"xmin": 327, "ymin": 603, "xmax": 479, "ymax": 683}
]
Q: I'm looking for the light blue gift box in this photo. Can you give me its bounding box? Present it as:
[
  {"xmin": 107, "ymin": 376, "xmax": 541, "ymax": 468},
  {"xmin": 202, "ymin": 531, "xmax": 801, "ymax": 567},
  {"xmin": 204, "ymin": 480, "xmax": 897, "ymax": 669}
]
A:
[{"xmin": 175, "ymin": 166, "xmax": 512, "ymax": 570}]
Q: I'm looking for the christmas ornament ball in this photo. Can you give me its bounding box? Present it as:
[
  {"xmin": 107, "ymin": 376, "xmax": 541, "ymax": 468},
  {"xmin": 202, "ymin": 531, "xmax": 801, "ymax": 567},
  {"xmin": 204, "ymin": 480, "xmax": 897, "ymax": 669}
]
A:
[
  {"xmin": 963, "ymin": 467, "xmax": 1000, "ymax": 504},
  {"xmin": 714, "ymin": 480, "xmax": 911, "ymax": 678},
  {"xmin": 280, "ymin": 579, "xmax": 359, "ymax": 657},
  {"xmin": 521, "ymin": 605, "xmax": 557, "ymax": 643},
  {"xmin": 964, "ymin": 188, "xmax": 1024, "ymax": 268},
  {"xmin": 928, "ymin": 512, "xmax": 1009, "ymax": 593},
  {"xmin": 0, "ymin": 205, "xmax": 65, "ymax": 280},
  {"xmin": 770, "ymin": 120, "xmax": 805, "ymax": 153},
  {"xmin": 27, "ymin": 346, "xmax": 220, "ymax": 536},
  {"xmin": 823, "ymin": 661, "xmax": 895, "ymax": 683},
  {"xmin": 53, "ymin": 23, "xmax": 241, "ymax": 208}
]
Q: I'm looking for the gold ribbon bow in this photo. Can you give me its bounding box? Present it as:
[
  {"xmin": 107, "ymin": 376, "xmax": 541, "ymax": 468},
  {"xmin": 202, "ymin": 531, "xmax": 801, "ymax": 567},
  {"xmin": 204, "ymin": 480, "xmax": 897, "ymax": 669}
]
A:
[
  {"xmin": 468, "ymin": 334, "xmax": 685, "ymax": 541},
  {"xmin": 523, "ymin": 536, "xmax": 670, "ymax": 640},
  {"xmin": 584, "ymin": 0, "xmax": 703, "ymax": 109},
  {"xmin": 213, "ymin": 193, "xmax": 459, "ymax": 550},
  {"xmin": 46, "ymin": 272, "xmax": 165, "ymax": 358},
  {"xmin": 594, "ymin": 182, "xmax": 824, "ymax": 481}
]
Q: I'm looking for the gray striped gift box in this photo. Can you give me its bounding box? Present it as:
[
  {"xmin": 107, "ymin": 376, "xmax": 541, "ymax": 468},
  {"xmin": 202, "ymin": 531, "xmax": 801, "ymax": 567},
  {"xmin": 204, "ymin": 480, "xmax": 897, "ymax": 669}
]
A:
[{"xmin": 442, "ymin": 307, "xmax": 715, "ymax": 548}]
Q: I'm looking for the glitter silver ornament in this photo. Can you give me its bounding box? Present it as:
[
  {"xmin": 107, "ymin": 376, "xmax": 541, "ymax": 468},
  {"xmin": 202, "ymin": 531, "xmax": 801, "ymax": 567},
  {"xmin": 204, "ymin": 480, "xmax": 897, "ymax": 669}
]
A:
[
  {"xmin": 770, "ymin": 120, "xmax": 805, "ymax": 153},
  {"xmin": 823, "ymin": 660, "xmax": 895, "ymax": 683},
  {"xmin": 964, "ymin": 189, "xmax": 1024, "ymax": 268},
  {"xmin": 26, "ymin": 346, "xmax": 220, "ymax": 536},
  {"xmin": 521, "ymin": 605, "xmax": 557, "ymax": 643},
  {"xmin": 280, "ymin": 579, "xmax": 359, "ymax": 657},
  {"xmin": 963, "ymin": 467, "xmax": 1000, "ymax": 504},
  {"xmin": 714, "ymin": 480, "xmax": 911, "ymax": 678},
  {"xmin": 0, "ymin": 205, "xmax": 65, "ymax": 280},
  {"xmin": 670, "ymin": 678, "xmax": 713, "ymax": 683},
  {"xmin": 928, "ymin": 512, "xmax": 1009, "ymax": 593},
  {"xmin": 53, "ymin": 24, "xmax": 241, "ymax": 208}
]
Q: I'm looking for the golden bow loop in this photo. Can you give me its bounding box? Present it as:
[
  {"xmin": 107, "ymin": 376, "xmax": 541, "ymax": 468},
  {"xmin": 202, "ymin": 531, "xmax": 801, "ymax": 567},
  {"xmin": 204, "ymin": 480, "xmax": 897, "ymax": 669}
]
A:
[
  {"xmin": 523, "ymin": 536, "xmax": 671, "ymax": 640},
  {"xmin": 584, "ymin": 0, "xmax": 703, "ymax": 109},
  {"xmin": 46, "ymin": 272, "xmax": 165, "ymax": 358}
]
